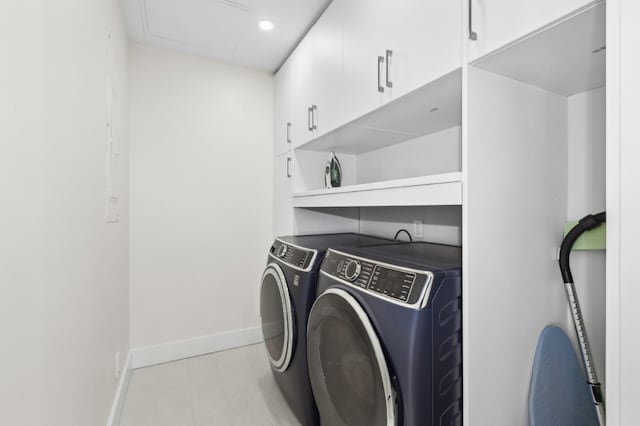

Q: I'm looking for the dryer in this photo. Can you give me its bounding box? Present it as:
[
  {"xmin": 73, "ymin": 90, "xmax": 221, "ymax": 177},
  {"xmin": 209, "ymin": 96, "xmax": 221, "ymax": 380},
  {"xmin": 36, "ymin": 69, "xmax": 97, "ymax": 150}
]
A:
[
  {"xmin": 307, "ymin": 242, "xmax": 463, "ymax": 426},
  {"xmin": 259, "ymin": 233, "xmax": 398, "ymax": 426}
]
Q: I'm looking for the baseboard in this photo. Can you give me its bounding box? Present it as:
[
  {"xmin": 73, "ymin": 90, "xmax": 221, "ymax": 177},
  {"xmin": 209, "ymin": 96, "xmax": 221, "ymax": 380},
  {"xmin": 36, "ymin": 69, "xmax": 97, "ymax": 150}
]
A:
[
  {"xmin": 106, "ymin": 351, "xmax": 132, "ymax": 426},
  {"xmin": 131, "ymin": 326, "xmax": 264, "ymax": 369}
]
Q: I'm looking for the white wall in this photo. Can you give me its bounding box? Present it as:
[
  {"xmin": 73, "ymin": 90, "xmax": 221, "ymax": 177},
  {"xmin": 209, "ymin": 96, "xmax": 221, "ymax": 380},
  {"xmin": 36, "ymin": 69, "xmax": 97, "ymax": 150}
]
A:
[
  {"xmin": 359, "ymin": 206, "xmax": 462, "ymax": 245},
  {"xmin": 357, "ymin": 126, "xmax": 461, "ymax": 184},
  {"xmin": 129, "ymin": 44, "xmax": 273, "ymax": 349},
  {"xmin": 0, "ymin": 1, "xmax": 129, "ymax": 425},
  {"xmin": 566, "ymin": 87, "xmax": 606, "ymax": 391}
]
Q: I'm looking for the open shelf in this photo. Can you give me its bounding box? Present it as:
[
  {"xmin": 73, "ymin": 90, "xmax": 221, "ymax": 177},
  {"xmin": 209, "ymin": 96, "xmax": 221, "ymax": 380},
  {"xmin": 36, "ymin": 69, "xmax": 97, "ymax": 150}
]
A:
[
  {"xmin": 292, "ymin": 172, "xmax": 462, "ymax": 208},
  {"xmin": 296, "ymin": 68, "xmax": 462, "ymax": 154},
  {"xmin": 472, "ymin": 2, "xmax": 605, "ymax": 96}
]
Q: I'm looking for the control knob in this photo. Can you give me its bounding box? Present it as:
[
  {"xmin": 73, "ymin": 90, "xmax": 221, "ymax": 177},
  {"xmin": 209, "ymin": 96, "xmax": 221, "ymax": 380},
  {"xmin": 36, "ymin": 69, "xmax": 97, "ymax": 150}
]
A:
[
  {"xmin": 277, "ymin": 245, "xmax": 288, "ymax": 258},
  {"xmin": 344, "ymin": 260, "xmax": 361, "ymax": 282}
]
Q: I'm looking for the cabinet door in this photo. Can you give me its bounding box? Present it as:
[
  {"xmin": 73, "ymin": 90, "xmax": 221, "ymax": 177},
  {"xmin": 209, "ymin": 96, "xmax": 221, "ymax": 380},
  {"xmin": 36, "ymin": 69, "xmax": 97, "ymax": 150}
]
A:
[
  {"xmin": 468, "ymin": 0, "xmax": 595, "ymax": 61},
  {"xmin": 313, "ymin": 0, "xmax": 345, "ymax": 137},
  {"xmin": 274, "ymin": 60, "xmax": 293, "ymax": 156},
  {"xmin": 290, "ymin": 29, "xmax": 316, "ymax": 148},
  {"xmin": 341, "ymin": 0, "xmax": 390, "ymax": 121},
  {"xmin": 274, "ymin": 153, "xmax": 294, "ymax": 237},
  {"xmin": 386, "ymin": 0, "xmax": 462, "ymax": 99}
]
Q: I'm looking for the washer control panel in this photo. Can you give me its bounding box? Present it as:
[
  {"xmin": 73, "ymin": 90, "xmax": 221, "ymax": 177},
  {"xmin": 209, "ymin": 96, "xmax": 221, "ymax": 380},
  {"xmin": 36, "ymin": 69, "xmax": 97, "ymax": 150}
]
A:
[
  {"xmin": 335, "ymin": 257, "xmax": 372, "ymax": 287},
  {"xmin": 368, "ymin": 265, "xmax": 416, "ymax": 302},
  {"xmin": 270, "ymin": 240, "xmax": 315, "ymax": 270},
  {"xmin": 343, "ymin": 260, "xmax": 362, "ymax": 281},
  {"xmin": 322, "ymin": 249, "xmax": 432, "ymax": 307}
]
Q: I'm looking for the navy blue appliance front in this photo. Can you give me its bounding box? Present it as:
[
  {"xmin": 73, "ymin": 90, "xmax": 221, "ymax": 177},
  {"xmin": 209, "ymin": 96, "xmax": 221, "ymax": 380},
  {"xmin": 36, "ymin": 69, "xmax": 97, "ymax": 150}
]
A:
[{"xmin": 307, "ymin": 242, "xmax": 463, "ymax": 426}]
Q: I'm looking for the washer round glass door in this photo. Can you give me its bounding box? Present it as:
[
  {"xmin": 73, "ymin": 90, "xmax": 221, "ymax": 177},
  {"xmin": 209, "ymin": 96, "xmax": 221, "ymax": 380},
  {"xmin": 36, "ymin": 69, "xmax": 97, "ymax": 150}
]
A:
[
  {"xmin": 307, "ymin": 288, "xmax": 396, "ymax": 426},
  {"xmin": 260, "ymin": 263, "xmax": 294, "ymax": 372}
]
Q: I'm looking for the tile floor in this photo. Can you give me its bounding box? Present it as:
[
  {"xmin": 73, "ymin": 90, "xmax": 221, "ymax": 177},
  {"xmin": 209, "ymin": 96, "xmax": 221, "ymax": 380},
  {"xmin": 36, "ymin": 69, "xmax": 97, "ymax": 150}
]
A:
[{"xmin": 120, "ymin": 344, "xmax": 300, "ymax": 426}]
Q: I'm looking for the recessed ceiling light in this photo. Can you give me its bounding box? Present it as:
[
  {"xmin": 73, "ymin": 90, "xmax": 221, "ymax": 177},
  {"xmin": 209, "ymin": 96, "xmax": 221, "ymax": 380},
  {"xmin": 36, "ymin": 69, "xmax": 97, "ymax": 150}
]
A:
[{"xmin": 259, "ymin": 20, "xmax": 274, "ymax": 31}]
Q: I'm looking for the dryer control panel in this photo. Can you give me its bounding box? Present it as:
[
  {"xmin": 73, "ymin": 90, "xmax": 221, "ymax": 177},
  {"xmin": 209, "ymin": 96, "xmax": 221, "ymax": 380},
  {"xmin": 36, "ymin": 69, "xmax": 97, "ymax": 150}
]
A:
[
  {"xmin": 321, "ymin": 249, "xmax": 434, "ymax": 308},
  {"xmin": 270, "ymin": 240, "xmax": 316, "ymax": 271}
]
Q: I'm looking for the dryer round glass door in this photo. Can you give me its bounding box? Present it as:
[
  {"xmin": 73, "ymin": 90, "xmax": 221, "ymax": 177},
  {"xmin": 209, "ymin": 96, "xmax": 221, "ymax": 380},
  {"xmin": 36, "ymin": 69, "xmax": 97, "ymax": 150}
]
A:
[
  {"xmin": 307, "ymin": 288, "xmax": 396, "ymax": 426},
  {"xmin": 260, "ymin": 263, "xmax": 294, "ymax": 372}
]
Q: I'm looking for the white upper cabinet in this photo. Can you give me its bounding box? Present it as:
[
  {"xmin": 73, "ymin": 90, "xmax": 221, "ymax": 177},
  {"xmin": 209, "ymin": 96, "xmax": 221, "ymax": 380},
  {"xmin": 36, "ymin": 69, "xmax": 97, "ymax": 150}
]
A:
[
  {"xmin": 274, "ymin": 60, "xmax": 293, "ymax": 156},
  {"xmin": 340, "ymin": 0, "xmax": 390, "ymax": 122},
  {"xmin": 385, "ymin": 0, "xmax": 462, "ymax": 100},
  {"xmin": 289, "ymin": 2, "xmax": 345, "ymax": 145},
  {"xmin": 467, "ymin": 0, "xmax": 598, "ymax": 61},
  {"xmin": 290, "ymin": 28, "xmax": 316, "ymax": 147},
  {"xmin": 313, "ymin": 2, "xmax": 346, "ymax": 139},
  {"xmin": 281, "ymin": 0, "xmax": 462, "ymax": 149},
  {"xmin": 340, "ymin": 0, "xmax": 462, "ymax": 130}
]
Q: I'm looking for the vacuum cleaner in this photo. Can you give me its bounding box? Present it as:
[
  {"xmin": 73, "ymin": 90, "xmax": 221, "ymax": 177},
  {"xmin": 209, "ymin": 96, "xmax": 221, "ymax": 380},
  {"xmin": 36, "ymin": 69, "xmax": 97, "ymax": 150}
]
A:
[
  {"xmin": 560, "ymin": 212, "xmax": 606, "ymax": 425},
  {"xmin": 529, "ymin": 212, "xmax": 606, "ymax": 426}
]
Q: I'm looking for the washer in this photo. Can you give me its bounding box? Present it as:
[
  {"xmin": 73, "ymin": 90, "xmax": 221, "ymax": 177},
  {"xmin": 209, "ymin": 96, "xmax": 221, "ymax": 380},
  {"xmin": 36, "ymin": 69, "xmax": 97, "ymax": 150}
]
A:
[
  {"xmin": 259, "ymin": 233, "xmax": 399, "ymax": 426},
  {"xmin": 307, "ymin": 242, "xmax": 463, "ymax": 426}
]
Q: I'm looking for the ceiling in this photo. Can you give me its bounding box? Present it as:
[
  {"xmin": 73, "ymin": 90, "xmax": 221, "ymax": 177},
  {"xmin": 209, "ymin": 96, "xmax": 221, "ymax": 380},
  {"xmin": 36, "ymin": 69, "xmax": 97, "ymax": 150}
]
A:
[{"xmin": 120, "ymin": 0, "xmax": 332, "ymax": 72}]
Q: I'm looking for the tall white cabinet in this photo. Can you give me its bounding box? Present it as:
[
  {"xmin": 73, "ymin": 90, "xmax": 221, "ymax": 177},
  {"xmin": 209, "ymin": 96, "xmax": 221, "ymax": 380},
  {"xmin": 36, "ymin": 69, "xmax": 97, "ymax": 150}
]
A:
[
  {"xmin": 606, "ymin": 1, "xmax": 640, "ymax": 424},
  {"xmin": 272, "ymin": 0, "xmax": 625, "ymax": 424},
  {"xmin": 273, "ymin": 153, "xmax": 293, "ymax": 237},
  {"xmin": 465, "ymin": 67, "xmax": 570, "ymax": 425},
  {"xmin": 464, "ymin": 3, "xmax": 606, "ymax": 423},
  {"xmin": 273, "ymin": 59, "xmax": 294, "ymax": 236}
]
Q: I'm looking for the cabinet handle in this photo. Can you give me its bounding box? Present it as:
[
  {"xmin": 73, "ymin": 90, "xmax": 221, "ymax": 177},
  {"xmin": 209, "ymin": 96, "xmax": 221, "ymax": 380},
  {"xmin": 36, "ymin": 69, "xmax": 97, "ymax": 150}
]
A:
[
  {"xmin": 385, "ymin": 49, "xmax": 393, "ymax": 88},
  {"xmin": 286, "ymin": 157, "xmax": 291, "ymax": 178},
  {"xmin": 307, "ymin": 107, "xmax": 313, "ymax": 131},
  {"xmin": 286, "ymin": 122, "xmax": 291, "ymax": 144},
  {"xmin": 468, "ymin": 0, "xmax": 477, "ymax": 40},
  {"xmin": 378, "ymin": 56, "xmax": 385, "ymax": 93},
  {"xmin": 312, "ymin": 105, "xmax": 318, "ymax": 130}
]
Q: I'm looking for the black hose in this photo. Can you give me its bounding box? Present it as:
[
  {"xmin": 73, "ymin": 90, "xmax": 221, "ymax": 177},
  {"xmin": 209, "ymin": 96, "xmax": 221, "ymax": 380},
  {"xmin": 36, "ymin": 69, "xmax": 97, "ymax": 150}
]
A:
[
  {"xmin": 559, "ymin": 212, "xmax": 606, "ymax": 283},
  {"xmin": 394, "ymin": 229, "xmax": 413, "ymax": 242}
]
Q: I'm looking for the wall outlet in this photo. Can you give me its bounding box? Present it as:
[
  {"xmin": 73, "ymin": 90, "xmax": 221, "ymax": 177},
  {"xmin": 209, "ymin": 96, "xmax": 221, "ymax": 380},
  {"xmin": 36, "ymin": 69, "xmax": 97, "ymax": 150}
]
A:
[
  {"xmin": 413, "ymin": 220, "xmax": 423, "ymax": 239},
  {"xmin": 115, "ymin": 351, "xmax": 121, "ymax": 379}
]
